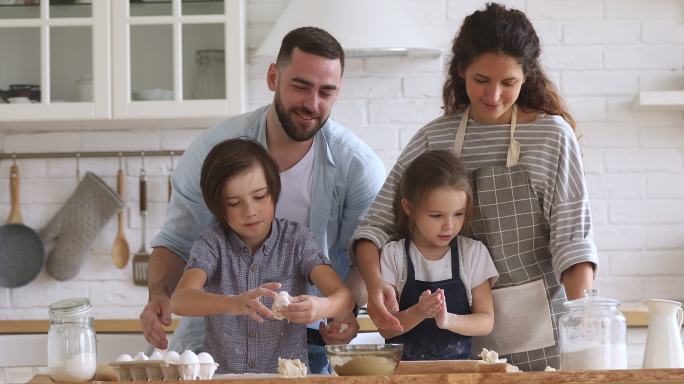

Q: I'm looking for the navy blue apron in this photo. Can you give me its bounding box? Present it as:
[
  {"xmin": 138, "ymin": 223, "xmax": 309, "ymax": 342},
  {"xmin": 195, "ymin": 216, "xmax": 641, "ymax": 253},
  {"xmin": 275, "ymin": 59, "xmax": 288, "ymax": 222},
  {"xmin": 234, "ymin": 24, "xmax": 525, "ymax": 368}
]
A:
[{"xmin": 386, "ymin": 236, "xmax": 472, "ymax": 360}]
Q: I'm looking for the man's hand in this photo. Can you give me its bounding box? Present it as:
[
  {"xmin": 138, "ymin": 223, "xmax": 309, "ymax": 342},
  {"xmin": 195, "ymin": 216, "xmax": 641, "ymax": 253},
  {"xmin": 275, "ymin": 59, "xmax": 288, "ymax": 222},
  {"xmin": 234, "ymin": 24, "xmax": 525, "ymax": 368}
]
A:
[
  {"xmin": 319, "ymin": 312, "xmax": 360, "ymax": 345},
  {"xmin": 140, "ymin": 294, "xmax": 172, "ymax": 349},
  {"xmin": 366, "ymin": 281, "xmax": 403, "ymax": 332},
  {"xmin": 142, "ymin": 247, "xmax": 187, "ymax": 349}
]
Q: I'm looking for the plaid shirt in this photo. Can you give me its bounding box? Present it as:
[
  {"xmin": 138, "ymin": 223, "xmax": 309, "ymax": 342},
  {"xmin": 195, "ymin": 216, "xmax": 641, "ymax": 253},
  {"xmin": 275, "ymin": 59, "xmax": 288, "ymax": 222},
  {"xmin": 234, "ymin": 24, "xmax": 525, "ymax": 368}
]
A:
[{"xmin": 185, "ymin": 218, "xmax": 330, "ymax": 374}]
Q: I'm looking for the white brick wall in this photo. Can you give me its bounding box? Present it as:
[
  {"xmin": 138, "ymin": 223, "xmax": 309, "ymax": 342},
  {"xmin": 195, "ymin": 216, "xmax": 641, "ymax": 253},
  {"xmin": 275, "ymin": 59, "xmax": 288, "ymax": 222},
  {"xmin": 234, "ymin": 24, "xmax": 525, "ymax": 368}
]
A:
[{"xmin": 0, "ymin": 0, "xmax": 683, "ymax": 319}]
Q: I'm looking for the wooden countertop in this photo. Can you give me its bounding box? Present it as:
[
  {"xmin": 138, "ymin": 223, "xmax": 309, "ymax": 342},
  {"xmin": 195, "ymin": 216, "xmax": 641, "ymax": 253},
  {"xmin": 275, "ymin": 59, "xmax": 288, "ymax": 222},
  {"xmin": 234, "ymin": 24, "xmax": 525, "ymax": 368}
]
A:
[
  {"xmin": 27, "ymin": 369, "xmax": 684, "ymax": 384},
  {"xmin": 0, "ymin": 307, "xmax": 652, "ymax": 334}
]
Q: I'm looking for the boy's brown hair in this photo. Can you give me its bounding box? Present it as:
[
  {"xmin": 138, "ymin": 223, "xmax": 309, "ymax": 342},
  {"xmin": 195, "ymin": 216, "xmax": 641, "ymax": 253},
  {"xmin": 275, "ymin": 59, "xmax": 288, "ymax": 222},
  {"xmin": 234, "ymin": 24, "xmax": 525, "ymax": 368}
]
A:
[{"xmin": 200, "ymin": 138, "xmax": 281, "ymax": 227}]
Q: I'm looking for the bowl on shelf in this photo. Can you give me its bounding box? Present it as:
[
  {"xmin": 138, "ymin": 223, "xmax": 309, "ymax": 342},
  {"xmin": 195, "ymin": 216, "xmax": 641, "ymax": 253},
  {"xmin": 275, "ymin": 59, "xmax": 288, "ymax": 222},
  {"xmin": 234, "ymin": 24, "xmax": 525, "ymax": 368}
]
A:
[
  {"xmin": 325, "ymin": 344, "xmax": 403, "ymax": 376},
  {"xmin": 0, "ymin": 84, "xmax": 40, "ymax": 103},
  {"xmin": 132, "ymin": 89, "xmax": 173, "ymax": 101}
]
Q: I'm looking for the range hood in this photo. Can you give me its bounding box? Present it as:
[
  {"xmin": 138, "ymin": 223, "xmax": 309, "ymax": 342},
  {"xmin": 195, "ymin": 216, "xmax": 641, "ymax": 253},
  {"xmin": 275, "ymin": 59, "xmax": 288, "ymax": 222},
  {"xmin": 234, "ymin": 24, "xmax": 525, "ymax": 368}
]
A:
[{"xmin": 253, "ymin": 0, "xmax": 440, "ymax": 59}]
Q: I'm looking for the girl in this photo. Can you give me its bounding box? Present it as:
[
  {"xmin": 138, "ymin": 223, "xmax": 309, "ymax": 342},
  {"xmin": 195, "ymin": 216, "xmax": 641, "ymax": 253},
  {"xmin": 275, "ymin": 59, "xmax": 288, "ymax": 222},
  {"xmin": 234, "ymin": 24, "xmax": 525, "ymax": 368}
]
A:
[
  {"xmin": 170, "ymin": 138, "xmax": 353, "ymax": 374},
  {"xmin": 378, "ymin": 150, "xmax": 497, "ymax": 361},
  {"xmin": 353, "ymin": 3, "xmax": 598, "ymax": 371}
]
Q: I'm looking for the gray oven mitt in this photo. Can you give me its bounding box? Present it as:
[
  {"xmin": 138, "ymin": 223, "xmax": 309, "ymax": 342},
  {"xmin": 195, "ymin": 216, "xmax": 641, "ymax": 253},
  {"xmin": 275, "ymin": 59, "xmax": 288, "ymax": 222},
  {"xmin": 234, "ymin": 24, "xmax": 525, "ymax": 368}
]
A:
[{"xmin": 41, "ymin": 172, "xmax": 124, "ymax": 281}]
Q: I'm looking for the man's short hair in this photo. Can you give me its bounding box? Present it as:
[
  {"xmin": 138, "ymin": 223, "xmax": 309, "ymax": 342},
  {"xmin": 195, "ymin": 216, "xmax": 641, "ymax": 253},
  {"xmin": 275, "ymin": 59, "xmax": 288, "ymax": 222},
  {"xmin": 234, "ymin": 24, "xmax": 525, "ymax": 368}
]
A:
[{"xmin": 276, "ymin": 26, "xmax": 345, "ymax": 74}]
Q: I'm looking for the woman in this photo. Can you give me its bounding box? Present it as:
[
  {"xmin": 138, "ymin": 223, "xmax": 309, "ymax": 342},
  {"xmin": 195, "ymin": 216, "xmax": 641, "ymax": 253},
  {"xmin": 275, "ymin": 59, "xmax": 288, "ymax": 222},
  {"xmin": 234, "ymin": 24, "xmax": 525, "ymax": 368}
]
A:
[{"xmin": 352, "ymin": 3, "xmax": 598, "ymax": 371}]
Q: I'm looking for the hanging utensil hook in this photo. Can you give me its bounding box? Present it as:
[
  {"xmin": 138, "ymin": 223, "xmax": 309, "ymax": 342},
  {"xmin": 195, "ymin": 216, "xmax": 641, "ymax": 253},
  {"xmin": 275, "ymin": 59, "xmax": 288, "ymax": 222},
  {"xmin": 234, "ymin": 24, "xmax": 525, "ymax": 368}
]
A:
[{"xmin": 76, "ymin": 153, "xmax": 81, "ymax": 181}]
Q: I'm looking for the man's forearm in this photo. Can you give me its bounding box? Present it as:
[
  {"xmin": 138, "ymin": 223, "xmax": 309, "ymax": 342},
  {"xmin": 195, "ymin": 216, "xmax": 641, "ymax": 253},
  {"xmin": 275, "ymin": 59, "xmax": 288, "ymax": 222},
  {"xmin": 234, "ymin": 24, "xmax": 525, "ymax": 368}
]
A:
[{"xmin": 148, "ymin": 246, "xmax": 186, "ymax": 298}]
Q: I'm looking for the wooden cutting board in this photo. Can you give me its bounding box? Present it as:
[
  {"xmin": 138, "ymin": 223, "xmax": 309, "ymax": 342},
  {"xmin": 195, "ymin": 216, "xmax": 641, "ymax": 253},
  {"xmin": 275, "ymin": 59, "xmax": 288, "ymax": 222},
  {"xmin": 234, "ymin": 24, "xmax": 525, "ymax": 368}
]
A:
[{"xmin": 394, "ymin": 359, "xmax": 508, "ymax": 374}]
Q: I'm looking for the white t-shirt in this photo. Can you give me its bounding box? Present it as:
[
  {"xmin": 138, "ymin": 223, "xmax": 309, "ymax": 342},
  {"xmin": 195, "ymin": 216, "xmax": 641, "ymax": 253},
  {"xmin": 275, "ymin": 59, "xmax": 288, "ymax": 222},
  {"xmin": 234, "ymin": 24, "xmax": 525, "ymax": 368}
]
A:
[
  {"xmin": 275, "ymin": 139, "xmax": 315, "ymax": 227},
  {"xmin": 380, "ymin": 237, "xmax": 498, "ymax": 307}
]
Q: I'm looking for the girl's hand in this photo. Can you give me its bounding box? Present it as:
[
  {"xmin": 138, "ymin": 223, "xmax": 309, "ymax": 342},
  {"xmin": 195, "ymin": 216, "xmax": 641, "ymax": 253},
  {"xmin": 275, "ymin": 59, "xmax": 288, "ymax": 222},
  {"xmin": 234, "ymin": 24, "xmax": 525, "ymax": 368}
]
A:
[
  {"xmin": 415, "ymin": 289, "xmax": 442, "ymax": 319},
  {"xmin": 232, "ymin": 282, "xmax": 281, "ymax": 323},
  {"xmin": 434, "ymin": 289, "xmax": 449, "ymax": 329},
  {"xmin": 281, "ymin": 295, "xmax": 328, "ymax": 324}
]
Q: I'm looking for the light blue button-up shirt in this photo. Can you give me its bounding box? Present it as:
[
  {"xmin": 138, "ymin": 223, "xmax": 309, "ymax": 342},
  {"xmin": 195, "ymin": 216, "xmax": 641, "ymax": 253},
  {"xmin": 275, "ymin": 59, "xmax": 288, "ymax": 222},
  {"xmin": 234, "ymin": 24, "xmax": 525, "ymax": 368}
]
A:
[{"xmin": 151, "ymin": 105, "xmax": 386, "ymax": 280}]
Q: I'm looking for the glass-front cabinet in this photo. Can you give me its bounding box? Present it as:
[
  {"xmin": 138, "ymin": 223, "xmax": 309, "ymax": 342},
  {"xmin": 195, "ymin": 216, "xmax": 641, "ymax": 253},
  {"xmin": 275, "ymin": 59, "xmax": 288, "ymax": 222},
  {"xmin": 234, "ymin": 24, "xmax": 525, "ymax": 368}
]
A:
[
  {"xmin": 0, "ymin": 0, "xmax": 245, "ymax": 121},
  {"xmin": 0, "ymin": 0, "xmax": 110, "ymax": 120}
]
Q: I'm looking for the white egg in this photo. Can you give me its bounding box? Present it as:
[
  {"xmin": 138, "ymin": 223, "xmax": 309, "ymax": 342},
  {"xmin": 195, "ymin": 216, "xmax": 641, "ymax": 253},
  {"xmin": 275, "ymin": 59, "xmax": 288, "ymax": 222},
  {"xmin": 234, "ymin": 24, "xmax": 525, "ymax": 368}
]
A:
[
  {"xmin": 197, "ymin": 352, "xmax": 214, "ymax": 364},
  {"xmin": 164, "ymin": 350, "xmax": 181, "ymax": 363},
  {"xmin": 149, "ymin": 349, "xmax": 165, "ymax": 360},
  {"xmin": 179, "ymin": 350, "xmax": 199, "ymax": 364},
  {"xmin": 134, "ymin": 352, "xmax": 149, "ymax": 361},
  {"xmin": 115, "ymin": 354, "xmax": 133, "ymax": 362}
]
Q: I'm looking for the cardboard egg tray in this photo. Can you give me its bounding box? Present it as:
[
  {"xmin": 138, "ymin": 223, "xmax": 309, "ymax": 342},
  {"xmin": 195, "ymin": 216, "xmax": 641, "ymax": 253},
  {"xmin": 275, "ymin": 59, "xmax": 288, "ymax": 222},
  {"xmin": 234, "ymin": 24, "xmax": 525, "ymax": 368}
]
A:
[{"xmin": 108, "ymin": 360, "xmax": 219, "ymax": 381}]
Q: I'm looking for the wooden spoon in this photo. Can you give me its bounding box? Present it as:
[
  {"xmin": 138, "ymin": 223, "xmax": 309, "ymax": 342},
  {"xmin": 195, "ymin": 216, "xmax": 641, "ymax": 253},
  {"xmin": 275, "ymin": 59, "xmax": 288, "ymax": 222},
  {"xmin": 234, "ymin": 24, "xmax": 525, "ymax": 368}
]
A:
[
  {"xmin": 112, "ymin": 168, "xmax": 130, "ymax": 268},
  {"xmin": 7, "ymin": 164, "xmax": 24, "ymax": 224}
]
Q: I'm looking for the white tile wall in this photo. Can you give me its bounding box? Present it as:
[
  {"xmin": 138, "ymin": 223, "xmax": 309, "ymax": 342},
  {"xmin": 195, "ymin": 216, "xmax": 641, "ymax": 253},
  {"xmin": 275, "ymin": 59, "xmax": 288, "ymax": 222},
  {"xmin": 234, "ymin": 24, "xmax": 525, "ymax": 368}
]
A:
[{"xmin": 0, "ymin": 0, "xmax": 683, "ymax": 319}]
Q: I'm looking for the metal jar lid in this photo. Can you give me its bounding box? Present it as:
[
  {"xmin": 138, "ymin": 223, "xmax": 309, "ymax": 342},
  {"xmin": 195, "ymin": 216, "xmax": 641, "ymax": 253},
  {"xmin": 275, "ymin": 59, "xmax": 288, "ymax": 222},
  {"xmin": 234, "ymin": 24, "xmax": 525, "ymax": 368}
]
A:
[
  {"xmin": 563, "ymin": 289, "xmax": 620, "ymax": 310},
  {"xmin": 48, "ymin": 297, "xmax": 92, "ymax": 317}
]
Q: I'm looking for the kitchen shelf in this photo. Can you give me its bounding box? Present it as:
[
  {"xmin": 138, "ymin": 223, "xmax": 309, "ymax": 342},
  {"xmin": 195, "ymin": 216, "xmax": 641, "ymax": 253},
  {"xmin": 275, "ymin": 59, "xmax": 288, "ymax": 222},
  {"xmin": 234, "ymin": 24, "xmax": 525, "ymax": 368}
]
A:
[{"xmin": 636, "ymin": 90, "xmax": 684, "ymax": 110}]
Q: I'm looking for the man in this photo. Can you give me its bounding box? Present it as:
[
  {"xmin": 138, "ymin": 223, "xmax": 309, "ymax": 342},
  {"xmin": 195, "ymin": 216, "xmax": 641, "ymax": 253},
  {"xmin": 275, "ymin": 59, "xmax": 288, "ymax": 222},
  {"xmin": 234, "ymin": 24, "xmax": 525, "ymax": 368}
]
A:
[{"xmin": 139, "ymin": 27, "xmax": 385, "ymax": 374}]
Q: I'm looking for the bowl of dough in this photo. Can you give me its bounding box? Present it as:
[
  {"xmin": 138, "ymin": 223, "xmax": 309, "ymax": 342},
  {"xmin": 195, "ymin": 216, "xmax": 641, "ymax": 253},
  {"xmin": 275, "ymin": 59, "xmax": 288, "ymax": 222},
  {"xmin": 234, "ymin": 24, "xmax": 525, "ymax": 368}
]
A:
[{"xmin": 325, "ymin": 344, "xmax": 403, "ymax": 376}]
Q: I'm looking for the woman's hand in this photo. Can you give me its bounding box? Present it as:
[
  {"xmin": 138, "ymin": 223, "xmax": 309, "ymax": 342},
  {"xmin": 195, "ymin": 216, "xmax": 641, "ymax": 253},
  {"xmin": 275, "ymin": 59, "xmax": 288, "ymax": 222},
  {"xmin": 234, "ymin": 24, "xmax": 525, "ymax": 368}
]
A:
[
  {"xmin": 414, "ymin": 289, "xmax": 442, "ymax": 319},
  {"xmin": 367, "ymin": 280, "xmax": 403, "ymax": 331},
  {"xmin": 280, "ymin": 295, "xmax": 329, "ymax": 324},
  {"xmin": 230, "ymin": 282, "xmax": 281, "ymax": 323}
]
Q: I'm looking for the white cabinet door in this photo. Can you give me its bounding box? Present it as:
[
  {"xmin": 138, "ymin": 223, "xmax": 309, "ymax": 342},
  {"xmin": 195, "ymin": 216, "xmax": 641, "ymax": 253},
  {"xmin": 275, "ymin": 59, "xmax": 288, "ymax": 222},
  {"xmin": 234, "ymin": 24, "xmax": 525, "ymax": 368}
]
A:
[
  {"xmin": 111, "ymin": 0, "xmax": 245, "ymax": 119},
  {"xmin": 0, "ymin": 0, "xmax": 111, "ymax": 121}
]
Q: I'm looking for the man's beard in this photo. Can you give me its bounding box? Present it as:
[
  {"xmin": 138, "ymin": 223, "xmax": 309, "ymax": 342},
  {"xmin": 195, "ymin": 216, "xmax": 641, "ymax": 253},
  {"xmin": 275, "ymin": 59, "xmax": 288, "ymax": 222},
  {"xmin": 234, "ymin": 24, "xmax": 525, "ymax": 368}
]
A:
[{"xmin": 274, "ymin": 92, "xmax": 327, "ymax": 142}]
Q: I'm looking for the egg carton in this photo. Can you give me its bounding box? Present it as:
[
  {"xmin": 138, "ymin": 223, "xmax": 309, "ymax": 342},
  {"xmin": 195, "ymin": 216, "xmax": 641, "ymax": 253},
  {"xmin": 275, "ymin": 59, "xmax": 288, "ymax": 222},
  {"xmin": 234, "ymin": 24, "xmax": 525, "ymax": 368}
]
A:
[{"xmin": 108, "ymin": 360, "xmax": 219, "ymax": 381}]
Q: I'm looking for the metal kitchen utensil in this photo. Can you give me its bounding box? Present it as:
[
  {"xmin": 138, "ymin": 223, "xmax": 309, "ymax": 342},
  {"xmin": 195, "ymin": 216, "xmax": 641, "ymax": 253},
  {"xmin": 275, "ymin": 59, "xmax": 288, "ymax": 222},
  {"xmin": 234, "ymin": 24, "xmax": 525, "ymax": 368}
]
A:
[
  {"xmin": 112, "ymin": 155, "xmax": 130, "ymax": 268},
  {"xmin": 0, "ymin": 163, "xmax": 45, "ymax": 288},
  {"xmin": 132, "ymin": 155, "xmax": 150, "ymax": 286},
  {"xmin": 167, "ymin": 152, "xmax": 174, "ymax": 203}
]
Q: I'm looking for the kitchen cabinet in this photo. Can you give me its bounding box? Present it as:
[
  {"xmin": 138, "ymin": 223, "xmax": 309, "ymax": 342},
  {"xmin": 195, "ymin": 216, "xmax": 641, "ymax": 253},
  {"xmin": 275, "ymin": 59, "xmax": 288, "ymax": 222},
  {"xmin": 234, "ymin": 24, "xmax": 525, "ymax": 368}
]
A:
[{"xmin": 0, "ymin": 0, "xmax": 245, "ymax": 122}]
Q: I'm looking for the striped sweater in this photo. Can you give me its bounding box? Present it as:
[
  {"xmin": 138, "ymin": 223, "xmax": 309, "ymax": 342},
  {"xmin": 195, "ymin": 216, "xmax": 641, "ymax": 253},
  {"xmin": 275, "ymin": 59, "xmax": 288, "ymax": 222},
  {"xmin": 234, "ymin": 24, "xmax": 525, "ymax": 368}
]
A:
[{"xmin": 351, "ymin": 112, "xmax": 598, "ymax": 283}]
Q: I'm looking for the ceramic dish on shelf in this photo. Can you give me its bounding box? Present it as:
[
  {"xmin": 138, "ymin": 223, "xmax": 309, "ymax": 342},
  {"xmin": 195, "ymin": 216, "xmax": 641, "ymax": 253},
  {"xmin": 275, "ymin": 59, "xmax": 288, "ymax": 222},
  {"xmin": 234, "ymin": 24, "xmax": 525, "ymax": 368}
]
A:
[{"xmin": 131, "ymin": 88, "xmax": 173, "ymax": 101}]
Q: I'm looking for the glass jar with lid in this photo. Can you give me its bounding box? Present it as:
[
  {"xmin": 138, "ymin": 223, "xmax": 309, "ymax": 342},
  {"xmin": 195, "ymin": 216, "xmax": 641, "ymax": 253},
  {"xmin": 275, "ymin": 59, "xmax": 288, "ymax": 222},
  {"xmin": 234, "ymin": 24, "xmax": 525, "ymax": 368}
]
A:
[
  {"xmin": 191, "ymin": 49, "xmax": 225, "ymax": 100},
  {"xmin": 47, "ymin": 298, "xmax": 97, "ymax": 383},
  {"xmin": 559, "ymin": 289, "xmax": 627, "ymax": 371}
]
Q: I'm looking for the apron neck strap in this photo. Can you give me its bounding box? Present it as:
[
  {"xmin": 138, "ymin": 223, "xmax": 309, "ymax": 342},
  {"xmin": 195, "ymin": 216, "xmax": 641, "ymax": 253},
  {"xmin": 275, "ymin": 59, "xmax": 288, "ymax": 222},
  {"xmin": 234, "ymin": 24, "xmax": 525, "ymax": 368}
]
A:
[{"xmin": 452, "ymin": 105, "xmax": 521, "ymax": 166}]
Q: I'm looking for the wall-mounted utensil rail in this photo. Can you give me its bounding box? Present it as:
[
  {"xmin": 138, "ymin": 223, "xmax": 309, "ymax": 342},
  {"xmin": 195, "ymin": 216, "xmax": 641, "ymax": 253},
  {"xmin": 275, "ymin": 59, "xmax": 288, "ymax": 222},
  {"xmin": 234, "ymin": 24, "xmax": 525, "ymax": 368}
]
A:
[{"xmin": 0, "ymin": 150, "xmax": 184, "ymax": 161}]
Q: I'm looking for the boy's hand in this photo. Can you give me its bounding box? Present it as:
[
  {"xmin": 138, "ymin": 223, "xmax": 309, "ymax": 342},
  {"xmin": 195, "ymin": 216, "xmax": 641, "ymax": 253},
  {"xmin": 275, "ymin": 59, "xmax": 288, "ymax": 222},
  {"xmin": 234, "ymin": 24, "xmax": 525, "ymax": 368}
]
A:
[
  {"xmin": 281, "ymin": 295, "xmax": 328, "ymax": 324},
  {"xmin": 414, "ymin": 289, "xmax": 442, "ymax": 319},
  {"xmin": 232, "ymin": 282, "xmax": 281, "ymax": 323},
  {"xmin": 434, "ymin": 289, "xmax": 449, "ymax": 329}
]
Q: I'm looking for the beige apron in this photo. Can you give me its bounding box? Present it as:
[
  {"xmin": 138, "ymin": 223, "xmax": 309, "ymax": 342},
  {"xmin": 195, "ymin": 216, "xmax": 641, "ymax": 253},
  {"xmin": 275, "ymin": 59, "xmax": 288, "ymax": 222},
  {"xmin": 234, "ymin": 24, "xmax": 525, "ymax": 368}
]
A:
[{"xmin": 453, "ymin": 106, "xmax": 565, "ymax": 371}]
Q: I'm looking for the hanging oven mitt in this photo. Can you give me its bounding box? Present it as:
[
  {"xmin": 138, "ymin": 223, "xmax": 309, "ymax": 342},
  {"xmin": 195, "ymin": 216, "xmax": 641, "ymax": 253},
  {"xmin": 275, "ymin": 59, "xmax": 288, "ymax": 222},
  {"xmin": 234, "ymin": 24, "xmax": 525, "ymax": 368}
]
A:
[{"xmin": 41, "ymin": 172, "xmax": 124, "ymax": 281}]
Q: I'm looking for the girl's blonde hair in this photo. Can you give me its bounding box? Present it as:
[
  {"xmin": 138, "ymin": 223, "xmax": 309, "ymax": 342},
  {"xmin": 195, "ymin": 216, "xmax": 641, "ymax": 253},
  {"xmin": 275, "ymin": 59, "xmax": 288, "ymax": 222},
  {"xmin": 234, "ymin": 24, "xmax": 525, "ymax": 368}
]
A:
[{"xmin": 393, "ymin": 150, "xmax": 474, "ymax": 239}]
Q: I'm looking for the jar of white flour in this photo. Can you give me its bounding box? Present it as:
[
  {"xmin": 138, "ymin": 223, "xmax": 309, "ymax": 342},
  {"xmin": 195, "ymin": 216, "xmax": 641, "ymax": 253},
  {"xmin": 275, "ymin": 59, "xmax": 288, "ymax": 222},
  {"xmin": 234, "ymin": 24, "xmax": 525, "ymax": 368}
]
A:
[
  {"xmin": 559, "ymin": 289, "xmax": 627, "ymax": 371},
  {"xmin": 47, "ymin": 298, "xmax": 97, "ymax": 382}
]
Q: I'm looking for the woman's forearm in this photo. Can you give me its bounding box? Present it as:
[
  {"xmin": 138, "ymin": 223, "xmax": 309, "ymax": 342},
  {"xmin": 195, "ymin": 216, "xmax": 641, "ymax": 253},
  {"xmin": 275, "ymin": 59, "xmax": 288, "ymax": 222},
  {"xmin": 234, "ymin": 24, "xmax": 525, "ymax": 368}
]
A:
[
  {"xmin": 353, "ymin": 240, "xmax": 383, "ymax": 289},
  {"xmin": 561, "ymin": 262, "xmax": 594, "ymax": 300}
]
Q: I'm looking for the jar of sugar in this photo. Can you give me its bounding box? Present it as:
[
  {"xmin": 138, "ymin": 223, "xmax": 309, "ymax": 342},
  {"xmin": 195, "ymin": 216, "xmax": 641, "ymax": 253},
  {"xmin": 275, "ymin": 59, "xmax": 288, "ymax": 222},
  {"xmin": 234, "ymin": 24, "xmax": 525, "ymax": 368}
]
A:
[
  {"xmin": 558, "ymin": 289, "xmax": 627, "ymax": 371},
  {"xmin": 47, "ymin": 298, "xmax": 97, "ymax": 382}
]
